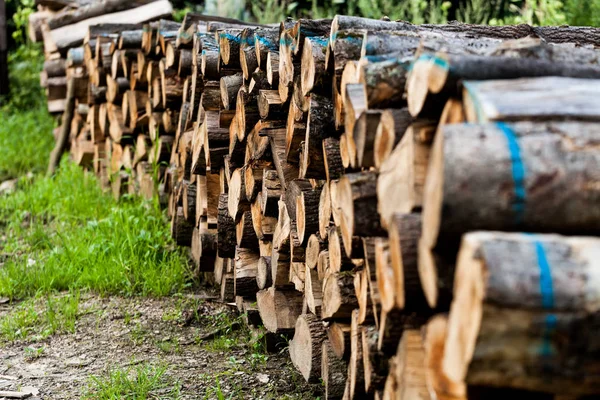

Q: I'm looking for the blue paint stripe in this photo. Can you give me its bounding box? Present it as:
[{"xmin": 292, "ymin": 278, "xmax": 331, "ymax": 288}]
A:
[
  {"xmin": 255, "ymin": 35, "xmax": 278, "ymax": 50},
  {"xmin": 309, "ymin": 37, "xmax": 329, "ymax": 47},
  {"xmin": 496, "ymin": 122, "xmax": 527, "ymax": 224},
  {"xmin": 535, "ymin": 240, "xmax": 554, "ymax": 309},
  {"xmin": 533, "ymin": 239, "xmax": 556, "ymax": 357}
]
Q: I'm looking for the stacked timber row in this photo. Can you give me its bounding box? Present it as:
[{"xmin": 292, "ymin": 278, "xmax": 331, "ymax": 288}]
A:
[
  {"xmin": 37, "ymin": 11, "xmax": 600, "ymax": 399},
  {"xmin": 31, "ymin": 0, "xmax": 174, "ymax": 114}
]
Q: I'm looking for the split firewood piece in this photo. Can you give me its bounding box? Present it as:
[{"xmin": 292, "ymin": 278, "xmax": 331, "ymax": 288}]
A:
[
  {"xmin": 463, "ymin": 77, "xmax": 600, "ymax": 123},
  {"xmin": 182, "ymin": 181, "xmax": 197, "ymax": 222},
  {"xmin": 254, "ymin": 28, "xmax": 279, "ymax": 69},
  {"xmin": 386, "ymin": 329, "xmax": 430, "ymax": 400},
  {"xmin": 420, "ymin": 121, "xmax": 600, "ymax": 309},
  {"xmin": 251, "ymin": 195, "xmax": 276, "ymax": 241},
  {"xmin": 147, "ymin": 136, "xmax": 173, "ymax": 164},
  {"xmin": 195, "ymin": 175, "xmax": 208, "ymax": 224},
  {"xmin": 423, "ymin": 315, "xmax": 464, "ymax": 400},
  {"xmin": 248, "ymin": 69, "xmax": 271, "ymax": 94},
  {"xmin": 220, "ymin": 273, "xmax": 235, "ymax": 302},
  {"xmin": 358, "ymin": 56, "xmax": 412, "ymax": 109},
  {"xmin": 388, "ymin": 213, "xmax": 429, "ymax": 312},
  {"xmin": 338, "ymin": 170, "xmax": 385, "ymax": 256},
  {"xmin": 377, "ymin": 123, "xmax": 434, "ymax": 227},
  {"xmin": 290, "ymin": 313, "xmax": 328, "ymax": 383},
  {"xmin": 322, "ymin": 340, "xmax": 347, "ymax": 400},
  {"xmin": 217, "ymin": 193, "xmax": 236, "ymax": 258},
  {"xmin": 318, "ymin": 183, "xmax": 332, "ymax": 240},
  {"xmin": 343, "ymin": 84, "xmax": 368, "ymax": 167},
  {"xmin": 300, "ymin": 93, "xmax": 336, "ymax": 179},
  {"xmin": 328, "ymin": 322, "xmax": 351, "ymax": 361},
  {"xmin": 349, "ymin": 309, "xmax": 368, "ymax": 399},
  {"xmin": 256, "ymin": 287, "xmax": 303, "ymax": 333},
  {"xmin": 322, "ymin": 137, "xmax": 343, "ymax": 182},
  {"xmin": 353, "ymin": 110, "xmax": 382, "ymax": 169},
  {"xmin": 328, "ymin": 226, "xmax": 360, "ymax": 273},
  {"xmin": 236, "ymin": 85, "xmax": 261, "ymax": 141},
  {"xmin": 236, "ymin": 210, "xmax": 258, "ymax": 248},
  {"xmin": 160, "ymin": 63, "xmax": 184, "ymax": 110},
  {"xmin": 277, "ymin": 30, "xmax": 296, "ymax": 102},
  {"xmin": 171, "ymin": 206, "xmax": 193, "ymax": 247},
  {"xmin": 233, "ymin": 247, "xmax": 259, "ymax": 297},
  {"xmin": 239, "ymin": 28, "xmax": 258, "ymax": 80},
  {"xmin": 244, "ymin": 161, "xmax": 268, "ymax": 201},
  {"xmin": 178, "ymin": 49, "xmax": 193, "ymax": 77},
  {"xmin": 362, "ymin": 326, "xmax": 387, "ymax": 393},
  {"xmin": 269, "ymin": 128, "xmax": 300, "ymax": 189},
  {"xmin": 317, "ymin": 250, "xmax": 330, "ymax": 282},
  {"xmin": 258, "ymin": 89, "xmax": 285, "ymax": 120},
  {"xmin": 256, "ymin": 255, "xmax": 272, "ymax": 290},
  {"xmin": 218, "ymin": 29, "xmax": 243, "ymax": 68},
  {"xmin": 200, "ymin": 81, "xmax": 222, "ymax": 111},
  {"xmin": 322, "ymin": 271, "xmax": 358, "ymax": 320},
  {"xmin": 301, "ymin": 36, "xmax": 329, "ymax": 96},
  {"xmin": 373, "ymin": 108, "xmax": 413, "ymax": 168},
  {"xmin": 362, "ymin": 237, "xmax": 380, "ymax": 326},
  {"xmin": 306, "ymin": 234, "xmax": 326, "ymax": 270},
  {"xmin": 260, "ymin": 169, "xmax": 281, "ymax": 217},
  {"xmin": 106, "ymin": 76, "xmax": 129, "ymax": 104},
  {"xmin": 442, "ymin": 231, "xmax": 600, "ymax": 397},
  {"xmin": 271, "ymin": 244, "xmax": 293, "ymax": 289},
  {"xmin": 227, "ymin": 168, "xmax": 250, "ymax": 220},
  {"xmin": 375, "ymin": 238, "xmax": 395, "ymax": 314},
  {"xmin": 354, "ymin": 269, "xmax": 373, "ymax": 324},
  {"xmin": 305, "ymin": 268, "xmax": 322, "ymax": 315},
  {"xmin": 266, "ymin": 51, "xmax": 279, "ymax": 86},
  {"xmin": 220, "ymin": 72, "xmax": 243, "ymax": 110}
]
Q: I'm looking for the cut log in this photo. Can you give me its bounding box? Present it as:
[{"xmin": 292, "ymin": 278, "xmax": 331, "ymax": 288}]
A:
[
  {"xmin": 217, "ymin": 193, "xmax": 236, "ymax": 258},
  {"xmin": 420, "ymin": 121, "xmax": 600, "ymax": 309},
  {"xmin": 338, "ymin": 170, "xmax": 385, "ymax": 256},
  {"xmin": 322, "ymin": 272, "xmax": 358, "ymax": 320},
  {"xmin": 442, "ymin": 231, "xmax": 600, "ymax": 397},
  {"xmin": 289, "ymin": 313, "xmax": 327, "ymax": 382},
  {"xmin": 377, "ymin": 123, "xmax": 434, "ymax": 227},
  {"xmin": 305, "ymin": 268, "xmax": 323, "ymax": 315},
  {"xmin": 234, "ymin": 247, "xmax": 259, "ymax": 297},
  {"xmin": 256, "ymin": 288, "xmax": 303, "ymax": 333},
  {"xmin": 322, "ymin": 340, "xmax": 347, "ymax": 400}
]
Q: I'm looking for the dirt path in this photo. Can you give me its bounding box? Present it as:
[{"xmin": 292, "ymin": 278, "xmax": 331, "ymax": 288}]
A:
[{"xmin": 0, "ymin": 292, "xmax": 318, "ymax": 399}]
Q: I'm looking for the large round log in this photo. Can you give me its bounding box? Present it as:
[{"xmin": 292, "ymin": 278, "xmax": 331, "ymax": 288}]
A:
[
  {"xmin": 420, "ymin": 121, "xmax": 600, "ymax": 309},
  {"xmin": 289, "ymin": 313, "xmax": 328, "ymax": 383},
  {"xmin": 338, "ymin": 171, "xmax": 385, "ymax": 256},
  {"xmin": 442, "ymin": 231, "xmax": 600, "ymax": 397},
  {"xmin": 256, "ymin": 288, "xmax": 303, "ymax": 333}
]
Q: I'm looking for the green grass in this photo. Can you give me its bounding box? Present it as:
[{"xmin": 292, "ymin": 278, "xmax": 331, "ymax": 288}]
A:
[
  {"xmin": 0, "ymin": 291, "xmax": 80, "ymax": 341},
  {"xmin": 0, "ymin": 43, "xmax": 55, "ymax": 181},
  {"xmin": 83, "ymin": 363, "xmax": 181, "ymax": 399},
  {"xmin": 0, "ymin": 161, "xmax": 192, "ymax": 300}
]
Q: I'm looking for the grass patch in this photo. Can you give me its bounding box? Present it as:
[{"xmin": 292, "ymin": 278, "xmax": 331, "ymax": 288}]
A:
[
  {"xmin": 0, "ymin": 43, "xmax": 55, "ymax": 181},
  {"xmin": 83, "ymin": 363, "xmax": 181, "ymax": 399},
  {"xmin": 0, "ymin": 161, "xmax": 192, "ymax": 300},
  {"xmin": 0, "ymin": 291, "xmax": 80, "ymax": 342}
]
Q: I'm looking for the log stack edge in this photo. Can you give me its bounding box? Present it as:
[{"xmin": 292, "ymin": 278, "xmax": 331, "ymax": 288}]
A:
[{"xmin": 32, "ymin": 6, "xmax": 600, "ymax": 399}]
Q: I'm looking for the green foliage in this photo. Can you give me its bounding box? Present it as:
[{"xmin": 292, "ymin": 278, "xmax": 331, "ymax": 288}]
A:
[
  {"xmin": 0, "ymin": 291, "xmax": 80, "ymax": 342},
  {"xmin": 83, "ymin": 363, "xmax": 181, "ymax": 399},
  {"xmin": 7, "ymin": 0, "xmax": 36, "ymax": 45},
  {"xmin": 251, "ymin": 0, "xmax": 295, "ymax": 24},
  {"xmin": 0, "ymin": 161, "xmax": 192, "ymax": 300},
  {"xmin": 562, "ymin": 0, "xmax": 600, "ymax": 26}
]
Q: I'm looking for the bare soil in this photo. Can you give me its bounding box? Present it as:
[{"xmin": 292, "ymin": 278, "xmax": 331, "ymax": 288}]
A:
[{"xmin": 0, "ymin": 291, "xmax": 319, "ymax": 399}]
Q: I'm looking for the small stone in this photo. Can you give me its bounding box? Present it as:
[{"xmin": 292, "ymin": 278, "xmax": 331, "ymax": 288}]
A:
[{"xmin": 257, "ymin": 373, "xmax": 269, "ymax": 384}]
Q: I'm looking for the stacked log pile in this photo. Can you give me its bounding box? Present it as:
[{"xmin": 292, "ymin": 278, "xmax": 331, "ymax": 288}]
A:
[
  {"xmin": 35, "ymin": 10, "xmax": 600, "ymax": 399},
  {"xmin": 31, "ymin": 0, "xmax": 173, "ymax": 114}
]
